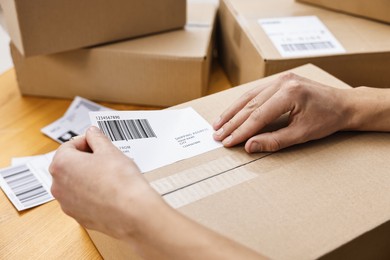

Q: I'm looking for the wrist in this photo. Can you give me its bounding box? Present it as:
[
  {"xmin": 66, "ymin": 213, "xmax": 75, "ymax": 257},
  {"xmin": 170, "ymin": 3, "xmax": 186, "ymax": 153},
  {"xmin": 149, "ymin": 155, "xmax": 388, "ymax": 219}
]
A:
[
  {"xmin": 120, "ymin": 183, "xmax": 173, "ymax": 244},
  {"xmin": 341, "ymin": 86, "xmax": 390, "ymax": 131},
  {"xmin": 339, "ymin": 87, "xmax": 368, "ymax": 131}
]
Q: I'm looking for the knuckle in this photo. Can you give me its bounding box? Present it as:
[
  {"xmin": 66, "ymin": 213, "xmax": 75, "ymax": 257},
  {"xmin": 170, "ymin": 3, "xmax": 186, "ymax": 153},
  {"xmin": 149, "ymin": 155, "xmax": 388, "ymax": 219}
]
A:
[
  {"xmin": 48, "ymin": 161, "xmax": 60, "ymax": 177},
  {"xmin": 245, "ymin": 97, "xmax": 258, "ymax": 110},
  {"xmin": 49, "ymin": 156, "xmax": 66, "ymax": 177},
  {"xmin": 50, "ymin": 184, "xmax": 60, "ymax": 199},
  {"xmin": 281, "ymin": 78, "xmax": 306, "ymax": 98},
  {"xmin": 243, "ymin": 89, "xmax": 255, "ymax": 101},
  {"xmin": 278, "ymin": 72, "xmax": 297, "ymax": 82},
  {"xmin": 250, "ymin": 107, "xmax": 263, "ymax": 122}
]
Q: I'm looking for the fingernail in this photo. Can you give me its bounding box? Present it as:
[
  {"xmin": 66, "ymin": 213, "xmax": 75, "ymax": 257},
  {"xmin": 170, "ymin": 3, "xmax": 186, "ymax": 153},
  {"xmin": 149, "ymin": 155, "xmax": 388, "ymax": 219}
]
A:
[
  {"xmin": 249, "ymin": 142, "xmax": 260, "ymax": 153},
  {"xmin": 89, "ymin": 126, "xmax": 101, "ymax": 133},
  {"xmin": 222, "ymin": 135, "xmax": 232, "ymax": 145},
  {"xmin": 70, "ymin": 135, "xmax": 84, "ymax": 141},
  {"xmin": 215, "ymin": 127, "xmax": 224, "ymax": 136}
]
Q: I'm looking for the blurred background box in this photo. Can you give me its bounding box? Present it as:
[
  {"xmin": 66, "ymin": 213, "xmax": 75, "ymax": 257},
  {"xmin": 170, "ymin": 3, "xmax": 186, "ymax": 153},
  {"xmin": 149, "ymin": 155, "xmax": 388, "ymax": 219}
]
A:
[
  {"xmin": 218, "ymin": 0, "xmax": 390, "ymax": 88},
  {"xmin": 11, "ymin": 3, "xmax": 217, "ymax": 107},
  {"xmin": 296, "ymin": 0, "xmax": 390, "ymax": 24},
  {"xmin": 0, "ymin": 0, "xmax": 186, "ymax": 57}
]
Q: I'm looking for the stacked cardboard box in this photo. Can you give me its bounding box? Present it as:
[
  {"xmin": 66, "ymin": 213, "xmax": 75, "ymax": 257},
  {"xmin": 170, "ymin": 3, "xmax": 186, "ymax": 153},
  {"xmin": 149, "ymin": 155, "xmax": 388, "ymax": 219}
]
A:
[
  {"xmin": 3, "ymin": 0, "xmax": 219, "ymax": 107},
  {"xmin": 218, "ymin": 0, "xmax": 390, "ymax": 88},
  {"xmin": 296, "ymin": 0, "xmax": 390, "ymax": 24},
  {"xmin": 10, "ymin": 3, "xmax": 217, "ymax": 107},
  {"xmin": 1, "ymin": 0, "xmax": 186, "ymax": 56},
  {"xmin": 87, "ymin": 64, "xmax": 390, "ymax": 259}
]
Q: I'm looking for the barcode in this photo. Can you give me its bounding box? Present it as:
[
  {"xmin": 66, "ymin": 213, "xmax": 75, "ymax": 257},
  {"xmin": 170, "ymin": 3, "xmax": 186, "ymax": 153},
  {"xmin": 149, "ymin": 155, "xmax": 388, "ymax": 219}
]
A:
[
  {"xmin": 281, "ymin": 41, "xmax": 335, "ymax": 52},
  {"xmin": 0, "ymin": 164, "xmax": 52, "ymax": 208},
  {"xmin": 97, "ymin": 119, "xmax": 157, "ymax": 142}
]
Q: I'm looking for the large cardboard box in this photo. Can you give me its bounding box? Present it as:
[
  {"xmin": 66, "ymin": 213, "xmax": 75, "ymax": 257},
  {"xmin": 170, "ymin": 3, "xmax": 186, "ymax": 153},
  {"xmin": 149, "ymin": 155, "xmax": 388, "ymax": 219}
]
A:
[
  {"xmin": 218, "ymin": 0, "xmax": 390, "ymax": 88},
  {"xmin": 0, "ymin": 0, "xmax": 186, "ymax": 57},
  {"xmin": 296, "ymin": 0, "xmax": 390, "ymax": 24},
  {"xmin": 11, "ymin": 3, "xmax": 217, "ymax": 107},
  {"xmin": 87, "ymin": 64, "xmax": 390, "ymax": 259}
]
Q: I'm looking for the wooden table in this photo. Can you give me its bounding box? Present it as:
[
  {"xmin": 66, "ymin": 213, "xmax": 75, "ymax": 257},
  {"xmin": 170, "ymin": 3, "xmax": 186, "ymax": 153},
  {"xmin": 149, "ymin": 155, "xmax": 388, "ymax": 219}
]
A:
[{"xmin": 0, "ymin": 61, "xmax": 232, "ymax": 259}]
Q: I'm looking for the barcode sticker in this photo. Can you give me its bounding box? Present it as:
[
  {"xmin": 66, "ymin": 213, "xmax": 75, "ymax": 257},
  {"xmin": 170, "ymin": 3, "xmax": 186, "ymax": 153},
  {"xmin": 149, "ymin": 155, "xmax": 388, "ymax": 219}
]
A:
[
  {"xmin": 258, "ymin": 16, "xmax": 345, "ymax": 57},
  {"xmin": 0, "ymin": 164, "xmax": 53, "ymax": 211},
  {"xmin": 97, "ymin": 119, "xmax": 156, "ymax": 142},
  {"xmin": 0, "ymin": 152, "xmax": 55, "ymax": 211},
  {"xmin": 90, "ymin": 107, "xmax": 222, "ymax": 173}
]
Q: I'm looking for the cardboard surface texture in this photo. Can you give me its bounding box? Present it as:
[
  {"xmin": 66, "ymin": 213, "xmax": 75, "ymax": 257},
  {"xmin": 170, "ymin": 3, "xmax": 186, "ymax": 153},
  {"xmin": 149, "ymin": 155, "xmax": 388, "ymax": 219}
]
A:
[
  {"xmin": 0, "ymin": 0, "xmax": 186, "ymax": 57},
  {"xmin": 296, "ymin": 0, "xmax": 390, "ymax": 24},
  {"xmin": 87, "ymin": 64, "xmax": 390, "ymax": 259},
  {"xmin": 218, "ymin": 0, "xmax": 390, "ymax": 88},
  {"xmin": 11, "ymin": 3, "xmax": 217, "ymax": 107}
]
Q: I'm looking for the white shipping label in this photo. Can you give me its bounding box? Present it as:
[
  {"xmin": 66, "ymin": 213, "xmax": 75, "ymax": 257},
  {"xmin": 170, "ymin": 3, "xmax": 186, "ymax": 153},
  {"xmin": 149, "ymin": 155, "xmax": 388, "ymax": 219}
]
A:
[
  {"xmin": 41, "ymin": 96, "xmax": 113, "ymax": 143},
  {"xmin": 258, "ymin": 16, "xmax": 345, "ymax": 58},
  {"xmin": 89, "ymin": 107, "xmax": 223, "ymax": 173},
  {"xmin": 0, "ymin": 152, "xmax": 55, "ymax": 211}
]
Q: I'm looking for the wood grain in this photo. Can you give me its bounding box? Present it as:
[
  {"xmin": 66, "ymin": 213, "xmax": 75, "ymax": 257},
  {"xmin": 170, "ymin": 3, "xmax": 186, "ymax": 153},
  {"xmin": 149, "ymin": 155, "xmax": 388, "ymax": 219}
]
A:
[{"xmin": 0, "ymin": 60, "xmax": 231, "ymax": 259}]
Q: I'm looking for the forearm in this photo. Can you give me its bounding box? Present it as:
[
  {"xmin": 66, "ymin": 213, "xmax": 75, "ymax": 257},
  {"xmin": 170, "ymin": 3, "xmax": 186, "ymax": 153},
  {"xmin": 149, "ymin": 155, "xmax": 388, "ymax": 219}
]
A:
[
  {"xmin": 343, "ymin": 87, "xmax": 390, "ymax": 132},
  {"xmin": 127, "ymin": 200, "xmax": 265, "ymax": 260}
]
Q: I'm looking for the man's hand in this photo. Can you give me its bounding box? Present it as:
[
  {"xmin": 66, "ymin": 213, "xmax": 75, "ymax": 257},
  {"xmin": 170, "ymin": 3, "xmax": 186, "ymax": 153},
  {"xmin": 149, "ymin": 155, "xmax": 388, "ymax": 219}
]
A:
[
  {"xmin": 49, "ymin": 126, "xmax": 164, "ymax": 241},
  {"xmin": 50, "ymin": 127, "xmax": 265, "ymax": 260},
  {"xmin": 213, "ymin": 73, "xmax": 351, "ymax": 153}
]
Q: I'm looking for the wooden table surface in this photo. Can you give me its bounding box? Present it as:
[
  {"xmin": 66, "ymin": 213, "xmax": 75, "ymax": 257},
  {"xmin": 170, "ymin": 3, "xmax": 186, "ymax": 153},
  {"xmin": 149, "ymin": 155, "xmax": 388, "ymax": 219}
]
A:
[{"xmin": 0, "ymin": 61, "xmax": 232, "ymax": 259}]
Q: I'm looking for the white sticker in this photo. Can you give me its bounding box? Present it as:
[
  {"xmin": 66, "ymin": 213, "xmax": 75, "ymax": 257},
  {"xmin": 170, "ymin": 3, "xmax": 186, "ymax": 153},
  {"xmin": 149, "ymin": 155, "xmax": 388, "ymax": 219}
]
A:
[
  {"xmin": 89, "ymin": 107, "xmax": 223, "ymax": 173},
  {"xmin": 0, "ymin": 152, "xmax": 55, "ymax": 211},
  {"xmin": 258, "ymin": 16, "xmax": 345, "ymax": 58},
  {"xmin": 41, "ymin": 96, "xmax": 113, "ymax": 143}
]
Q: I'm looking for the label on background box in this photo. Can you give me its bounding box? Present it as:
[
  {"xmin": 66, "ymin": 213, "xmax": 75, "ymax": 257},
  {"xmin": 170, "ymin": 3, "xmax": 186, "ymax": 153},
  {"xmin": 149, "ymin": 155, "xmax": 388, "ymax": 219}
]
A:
[{"xmin": 258, "ymin": 16, "xmax": 345, "ymax": 58}]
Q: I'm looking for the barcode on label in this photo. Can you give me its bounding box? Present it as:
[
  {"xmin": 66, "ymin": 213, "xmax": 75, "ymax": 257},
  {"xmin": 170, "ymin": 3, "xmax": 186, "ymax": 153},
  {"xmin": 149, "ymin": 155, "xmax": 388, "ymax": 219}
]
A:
[
  {"xmin": 0, "ymin": 164, "xmax": 52, "ymax": 209},
  {"xmin": 97, "ymin": 119, "xmax": 157, "ymax": 142},
  {"xmin": 281, "ymin": 41, "xmax": 335, "ymax": 52}
]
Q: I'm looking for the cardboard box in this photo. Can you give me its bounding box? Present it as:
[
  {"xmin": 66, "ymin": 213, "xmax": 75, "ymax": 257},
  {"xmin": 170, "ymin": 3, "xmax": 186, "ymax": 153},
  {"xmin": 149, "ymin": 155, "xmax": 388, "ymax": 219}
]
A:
[
  {"xmin": 87, "ymin": 64, "xmax": 390, "ymax": 259},
  {"xmin": 218, "ymin": 0, "xmax": 390, "ymax": 88},
  {"xmin": 11, "ymin": 3, "xmax": 217, "ymax": 107},
  {"xmin": 0, "ymin": 0, "xmax": 186, "ymax": 57},
  {"xmin": 296, "ymin": 0, "xmax": 390, "ymax": 24}
]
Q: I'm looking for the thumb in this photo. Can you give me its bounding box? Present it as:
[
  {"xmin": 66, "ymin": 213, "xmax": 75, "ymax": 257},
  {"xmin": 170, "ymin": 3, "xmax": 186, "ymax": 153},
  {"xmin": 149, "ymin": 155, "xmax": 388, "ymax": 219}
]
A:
[
  {"xmin": 85, "ymin": 126, "xmax": 117, "ymax": 154},
  {"xmin": 245, "ymin": 126, "xmax": 301, "ymax": 153}
]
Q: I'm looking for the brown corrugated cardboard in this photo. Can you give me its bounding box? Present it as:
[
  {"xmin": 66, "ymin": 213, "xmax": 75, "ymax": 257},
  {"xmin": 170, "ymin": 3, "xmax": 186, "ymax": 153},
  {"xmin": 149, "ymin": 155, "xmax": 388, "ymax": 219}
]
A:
[
  {"xmin": 296, "ymin": 0, "xmax": 390, "ymax": 24},
  {"xmin": 11, "ymin": 3, "xmax": 217, "ymax": 107},
  {"xmin": 86, "ymin": 64, "xmax": 390, "ymax": 259},
  {"xmin": 0, "ymin": 0, "xmax": 186, "ymax": 57},
  {"xmin": 218, "ymin": 0, "xmax": 390, "ymax": 88}
]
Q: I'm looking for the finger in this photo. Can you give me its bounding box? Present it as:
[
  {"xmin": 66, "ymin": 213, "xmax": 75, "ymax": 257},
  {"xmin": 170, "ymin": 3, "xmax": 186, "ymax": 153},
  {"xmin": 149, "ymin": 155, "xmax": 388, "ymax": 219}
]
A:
[
  {"xmin": 69, "ymin": 135, "xmax": 91, "ymax": 152},
  {"xmin": 49, "ymin": 135, "xmax": 88, "ymax": 173},
  {"xmin": 244, "ymin": 125, "xmax": 303, "ymax": 153},
  {"xmin": 213, "ymin": 80, "xmax": 273, "ymax": 130},
  {"xmin": 85, "ymin": 126, "xmax": 119, "ymax": 154},
  {"xmin": 213, "ymin": 83, "xmax": 281, "ymax": 141},
  {"xmin": 221, "ymin": 89, "xmax": 294, "ymax": 147}
]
